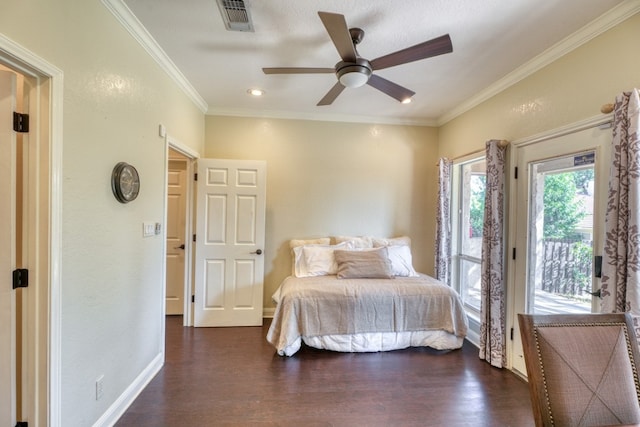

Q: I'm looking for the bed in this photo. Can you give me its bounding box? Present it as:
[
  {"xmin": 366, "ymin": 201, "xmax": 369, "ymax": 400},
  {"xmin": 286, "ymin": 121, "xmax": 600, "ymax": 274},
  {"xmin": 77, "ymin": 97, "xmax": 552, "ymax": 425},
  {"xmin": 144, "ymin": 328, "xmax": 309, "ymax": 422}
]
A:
[{"xmin": 266, "ymin": 236, "xmax": 468, "ymax": 356}]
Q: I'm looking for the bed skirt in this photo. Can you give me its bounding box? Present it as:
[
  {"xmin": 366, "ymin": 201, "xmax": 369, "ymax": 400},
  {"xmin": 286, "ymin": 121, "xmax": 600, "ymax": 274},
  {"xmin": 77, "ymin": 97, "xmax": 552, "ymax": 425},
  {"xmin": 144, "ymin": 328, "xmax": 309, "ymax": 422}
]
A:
[{"xmin": 277, "ymin": 330, "xmax": 464, "ymax": 356}]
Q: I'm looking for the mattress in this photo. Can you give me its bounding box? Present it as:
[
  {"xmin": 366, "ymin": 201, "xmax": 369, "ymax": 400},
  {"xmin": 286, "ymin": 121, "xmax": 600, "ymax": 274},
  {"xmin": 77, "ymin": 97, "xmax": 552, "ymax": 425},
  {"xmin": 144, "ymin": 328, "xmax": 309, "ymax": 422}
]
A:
[{"xmin": 267, "ymin": 274, "xmax": 468, "ymax": 356}]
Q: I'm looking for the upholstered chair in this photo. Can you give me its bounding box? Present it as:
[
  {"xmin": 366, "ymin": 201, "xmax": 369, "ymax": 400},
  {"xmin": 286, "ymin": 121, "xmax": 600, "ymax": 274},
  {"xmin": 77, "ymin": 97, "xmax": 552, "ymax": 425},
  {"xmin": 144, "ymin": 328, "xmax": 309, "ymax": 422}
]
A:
[{"xmin": 518, "ymin": 313, "xmax": 640, "ymax": 427}]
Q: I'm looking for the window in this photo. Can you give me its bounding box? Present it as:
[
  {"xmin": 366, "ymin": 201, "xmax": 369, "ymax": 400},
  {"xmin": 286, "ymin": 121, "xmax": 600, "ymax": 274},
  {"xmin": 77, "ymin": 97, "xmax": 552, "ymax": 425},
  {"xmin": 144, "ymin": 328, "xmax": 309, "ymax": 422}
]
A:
[{"xmin": 452, "ymin": 157, "xmax": 486, "ymax": 315}]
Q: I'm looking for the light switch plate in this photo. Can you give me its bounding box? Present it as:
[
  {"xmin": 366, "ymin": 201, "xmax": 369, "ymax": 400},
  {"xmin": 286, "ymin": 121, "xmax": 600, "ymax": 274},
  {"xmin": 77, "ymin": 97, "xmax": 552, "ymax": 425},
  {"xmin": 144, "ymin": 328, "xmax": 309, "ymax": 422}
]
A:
[
  {"xmin": 96, "ymin": 375, "xmax": 104, "ymax": 400},
  {"xmin": 143, "ymin": 222, "xmax": 155, "ymax": 237}
]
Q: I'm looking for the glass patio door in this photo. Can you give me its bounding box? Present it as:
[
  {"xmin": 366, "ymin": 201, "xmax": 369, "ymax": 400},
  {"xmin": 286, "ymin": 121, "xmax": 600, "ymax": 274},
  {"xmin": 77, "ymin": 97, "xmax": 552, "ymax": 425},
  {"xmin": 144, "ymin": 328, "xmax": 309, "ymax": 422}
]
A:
[
  {"xmin": 510, "ymin": 125, "xmax": 611, "ymax": 376},
  {"xmin": 526, "ymin": 153, "xmax": 595, "ymax": 315}
]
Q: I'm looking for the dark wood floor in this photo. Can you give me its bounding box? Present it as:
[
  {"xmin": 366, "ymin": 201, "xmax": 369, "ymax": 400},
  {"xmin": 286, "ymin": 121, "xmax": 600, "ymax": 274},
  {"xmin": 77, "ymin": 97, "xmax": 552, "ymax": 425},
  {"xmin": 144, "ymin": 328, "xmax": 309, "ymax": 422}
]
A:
[{"xmin": 116, "ymin": 316, "xmax": 534, "ymax": 427}]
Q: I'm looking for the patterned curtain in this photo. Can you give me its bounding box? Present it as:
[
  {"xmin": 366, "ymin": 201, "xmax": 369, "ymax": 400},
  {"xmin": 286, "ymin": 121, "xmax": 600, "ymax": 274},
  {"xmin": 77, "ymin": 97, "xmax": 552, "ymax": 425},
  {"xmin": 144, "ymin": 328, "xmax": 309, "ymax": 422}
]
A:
[
  {"xmin": 435, "ymin": 158, "xmax": 453, "ymax": 285},
  {"xmin": 601, "ymin": 88, "xmax": 640, "ymax": 341},
  {"xmin": 479, "ymin": 139, "xmax": 508, "ymax": 368}
]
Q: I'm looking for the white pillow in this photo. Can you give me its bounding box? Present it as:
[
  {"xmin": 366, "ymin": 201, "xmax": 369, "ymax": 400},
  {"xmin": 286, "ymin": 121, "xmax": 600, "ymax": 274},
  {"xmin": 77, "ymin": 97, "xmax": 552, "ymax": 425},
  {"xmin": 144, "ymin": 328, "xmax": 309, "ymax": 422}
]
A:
[
  {"xmin": 289, "ymin": 238, "xmax": 330, "ymax": 275},
  {"xmin": 293, "ymin": 242, "xmax": 352, "ymax": 277},
  {"xmin": 289, "ymin": 238, "xmax": 330, "ymax": 249},
  {"xmin": 372, "ymin": 236, "xmax": 411, "ymax": 248},
  {"xmin": 292, "ymin": 246, "xmax": 307, "ymax": 277},
  {"xmin": 386, "ymin": 245, "xmax": 419, "ymax": 277},
  {"xmin": 332, "ymin": 235, "xmax": 373, "ymax": 249}
]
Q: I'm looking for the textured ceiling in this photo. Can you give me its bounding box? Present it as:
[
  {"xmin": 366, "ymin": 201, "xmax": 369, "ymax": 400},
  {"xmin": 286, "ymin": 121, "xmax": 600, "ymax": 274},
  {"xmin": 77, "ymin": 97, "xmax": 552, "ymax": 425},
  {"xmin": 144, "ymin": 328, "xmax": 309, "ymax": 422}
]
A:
[{"xmin": 122, "ymin": 0, "xmax": 627, "ymax": 125}]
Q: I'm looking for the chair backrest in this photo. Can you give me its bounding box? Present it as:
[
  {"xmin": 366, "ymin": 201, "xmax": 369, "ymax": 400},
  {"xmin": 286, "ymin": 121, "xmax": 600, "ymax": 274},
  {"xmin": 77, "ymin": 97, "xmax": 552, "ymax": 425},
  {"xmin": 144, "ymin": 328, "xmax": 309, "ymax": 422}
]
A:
[{"xmin": 518, "ymin": 313, "xmax": 640, "ymax": 427}]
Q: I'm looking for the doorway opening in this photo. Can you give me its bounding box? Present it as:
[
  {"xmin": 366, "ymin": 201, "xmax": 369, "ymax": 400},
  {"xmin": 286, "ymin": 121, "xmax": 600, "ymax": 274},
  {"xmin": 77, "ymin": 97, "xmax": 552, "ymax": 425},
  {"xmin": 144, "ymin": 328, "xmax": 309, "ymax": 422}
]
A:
[
  {"xmin": 166, "ymin": 147, "xmax": 190, "ymax": 317},
  {"xmin": 165, "ymin": 140, "xmax": 197, "ymax": 326},
  {"xmin": 0, "ymin": 35, "xmax": 61, "ymax": 426}
]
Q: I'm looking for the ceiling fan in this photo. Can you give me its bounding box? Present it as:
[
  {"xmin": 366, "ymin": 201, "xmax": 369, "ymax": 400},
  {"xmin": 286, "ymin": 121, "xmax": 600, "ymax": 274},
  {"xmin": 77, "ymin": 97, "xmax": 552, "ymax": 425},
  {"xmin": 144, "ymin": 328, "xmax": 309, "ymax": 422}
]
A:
[{"xmin": 262, "ymin": 11, "xmax": 453, "ymax": 106}]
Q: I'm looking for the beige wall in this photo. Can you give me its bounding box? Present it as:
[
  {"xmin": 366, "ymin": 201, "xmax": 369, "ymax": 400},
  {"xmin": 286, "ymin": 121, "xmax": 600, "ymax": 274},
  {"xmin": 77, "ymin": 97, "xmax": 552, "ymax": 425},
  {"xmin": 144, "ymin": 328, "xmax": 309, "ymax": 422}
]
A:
[
  {"xmin": 438, "ymin": 13, "xmax": 640, "ymax": 158},
  {"xmin": 1, "ymin": 1, "xmax": 204, "ymax": 425},
  {"xmin": 205, "ymin": 116, "xmax": 439, "ymax": 308}
]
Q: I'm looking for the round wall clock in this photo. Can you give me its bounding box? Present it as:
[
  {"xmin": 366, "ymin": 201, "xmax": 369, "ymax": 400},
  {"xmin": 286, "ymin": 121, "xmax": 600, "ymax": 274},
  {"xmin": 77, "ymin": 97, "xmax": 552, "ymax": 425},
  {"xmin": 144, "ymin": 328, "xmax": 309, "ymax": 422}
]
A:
[{"xmin": 111, "ymin": 162, "xmax": 140, "ymax": 203}]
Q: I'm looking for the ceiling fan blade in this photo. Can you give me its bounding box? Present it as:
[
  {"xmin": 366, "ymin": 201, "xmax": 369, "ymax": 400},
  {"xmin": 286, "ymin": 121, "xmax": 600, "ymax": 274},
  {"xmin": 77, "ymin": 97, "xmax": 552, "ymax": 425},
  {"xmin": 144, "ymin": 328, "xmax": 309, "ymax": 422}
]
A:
[
  {"xmin": 370, "ymin": 34, "xmax": 452, "ymax": 71},
  {"xmin": 318, "ymin": 12, "xmax": 357, "ymax": 63},
  {"xmin": 263, "ymin": 67, "xmax": 335, "ymax": 74},
  {"xmin": 317, "ymin": 82, "xmax": 346, "ymax": 106},
  {"xmin": 367, "ymin": 74, "xmax": 415, "ymax": 103}
]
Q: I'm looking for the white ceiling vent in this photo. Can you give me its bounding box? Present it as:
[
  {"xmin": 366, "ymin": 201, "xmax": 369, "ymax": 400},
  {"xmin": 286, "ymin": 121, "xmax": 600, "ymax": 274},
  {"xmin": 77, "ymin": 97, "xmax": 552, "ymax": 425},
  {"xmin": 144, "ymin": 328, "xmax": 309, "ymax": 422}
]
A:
[{"xmin": 216, "ymin": 0, "xmax": 254, "ymax": 32}]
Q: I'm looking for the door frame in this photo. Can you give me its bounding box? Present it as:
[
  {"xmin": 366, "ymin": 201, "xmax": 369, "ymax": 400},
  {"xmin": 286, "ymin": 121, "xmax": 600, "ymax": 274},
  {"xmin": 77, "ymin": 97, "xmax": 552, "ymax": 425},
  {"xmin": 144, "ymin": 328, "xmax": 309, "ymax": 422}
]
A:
[
  {"xmin": 165, "ymin": 135, "xmax": 199, "ymax": 326},
  {"xmin": 0, "ymin": 68, "xmax": 18, "ymax": 427},
  {"xmin": 506, "ymin": 114, "xmax": 613, "ymax": 374},
  {"xmin": 0, "ymin": 34, "xmax": 63, "ymax": 425}
]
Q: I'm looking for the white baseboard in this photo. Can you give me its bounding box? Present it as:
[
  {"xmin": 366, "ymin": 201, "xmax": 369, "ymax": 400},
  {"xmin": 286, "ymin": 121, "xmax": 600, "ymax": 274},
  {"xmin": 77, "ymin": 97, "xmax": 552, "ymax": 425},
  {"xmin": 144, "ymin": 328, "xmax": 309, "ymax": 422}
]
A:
[
  {"xmin": 465, "ymin": 327, "xmax": 480, "ymax": 348},
  {"xmin": 92, "ymin": 352, "xmax": 164, "ymax": 427},
  {"xmin": 465, "ymin": 315, "xmax": 481, "ymax": 348},
  {"xmin": 263, "ymin": 307, "xmax": 275, "ymax": 319}
]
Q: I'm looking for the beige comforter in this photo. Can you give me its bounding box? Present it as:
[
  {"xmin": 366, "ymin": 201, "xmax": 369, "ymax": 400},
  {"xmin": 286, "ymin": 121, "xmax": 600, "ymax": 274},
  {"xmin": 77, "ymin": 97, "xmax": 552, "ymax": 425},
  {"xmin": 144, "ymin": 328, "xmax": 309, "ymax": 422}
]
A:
[{"xmin": 267, "ymin": 274, "xmax": 468, "ymax": 355}]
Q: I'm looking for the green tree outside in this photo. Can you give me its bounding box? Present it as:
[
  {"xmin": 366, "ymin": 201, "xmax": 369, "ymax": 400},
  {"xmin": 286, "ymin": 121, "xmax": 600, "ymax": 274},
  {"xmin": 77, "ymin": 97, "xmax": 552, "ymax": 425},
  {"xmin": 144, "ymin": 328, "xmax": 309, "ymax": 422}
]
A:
[
  {"xmin": 543, "ymin": 172, "xmax": 586, "ymax": 239},
  {"xmin": 469, "ymin": 175, "xmax": 486, "ymax": 237}
]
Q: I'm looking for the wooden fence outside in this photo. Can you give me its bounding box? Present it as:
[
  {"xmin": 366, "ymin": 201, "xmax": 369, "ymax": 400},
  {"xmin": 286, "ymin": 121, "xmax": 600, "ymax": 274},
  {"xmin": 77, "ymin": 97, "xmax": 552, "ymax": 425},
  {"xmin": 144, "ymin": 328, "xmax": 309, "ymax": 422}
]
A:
[{"xmin": 540, "ymin": 238, "xmax": 592, "ymax": 297}]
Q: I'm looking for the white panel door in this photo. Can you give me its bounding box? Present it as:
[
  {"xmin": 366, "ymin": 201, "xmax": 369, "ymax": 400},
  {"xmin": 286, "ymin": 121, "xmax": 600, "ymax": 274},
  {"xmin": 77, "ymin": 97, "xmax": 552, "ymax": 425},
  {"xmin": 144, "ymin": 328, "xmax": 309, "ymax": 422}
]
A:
[
  {"xmin": 0, "ymin": 70, "xmax": 17, "ymax": 425},
  {"xmin": 194, "ymin": 159, "xmax": 266, "ymax": 326},
  {"xmin": 166, "ymin": 159, "xmax": 188, "ymax": 315}
]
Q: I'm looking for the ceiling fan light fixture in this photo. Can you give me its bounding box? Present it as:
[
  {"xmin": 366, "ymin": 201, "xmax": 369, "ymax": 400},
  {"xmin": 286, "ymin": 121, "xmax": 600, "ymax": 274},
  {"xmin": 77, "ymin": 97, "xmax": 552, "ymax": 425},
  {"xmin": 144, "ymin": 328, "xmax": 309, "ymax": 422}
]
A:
[
  {"xmin": 339, "ymin": 70, "xmax": 369, "ymax": 88},
  {"xmin": 336, "ymin": 62, "xmax": 372, "ymax": 88}
]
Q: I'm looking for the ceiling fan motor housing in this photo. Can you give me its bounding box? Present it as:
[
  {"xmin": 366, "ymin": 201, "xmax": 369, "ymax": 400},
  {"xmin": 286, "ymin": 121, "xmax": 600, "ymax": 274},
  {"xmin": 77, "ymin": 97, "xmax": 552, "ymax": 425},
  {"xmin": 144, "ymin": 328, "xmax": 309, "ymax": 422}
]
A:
[{"xmin": 349, "ymin": 27, "xmax": 365, "ymax": 45}]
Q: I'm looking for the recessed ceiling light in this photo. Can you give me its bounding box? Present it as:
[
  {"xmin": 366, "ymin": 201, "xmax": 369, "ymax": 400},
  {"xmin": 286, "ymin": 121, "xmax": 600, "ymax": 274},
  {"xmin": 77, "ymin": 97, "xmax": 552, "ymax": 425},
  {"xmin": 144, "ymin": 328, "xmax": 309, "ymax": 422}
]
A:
[
  {"xmin": 247, "ymin": 88, "xmax": 265, "ymax": 96},
  {"xmin": 401, "ymin": 98, "xmax": 412, "ymax": 104}
]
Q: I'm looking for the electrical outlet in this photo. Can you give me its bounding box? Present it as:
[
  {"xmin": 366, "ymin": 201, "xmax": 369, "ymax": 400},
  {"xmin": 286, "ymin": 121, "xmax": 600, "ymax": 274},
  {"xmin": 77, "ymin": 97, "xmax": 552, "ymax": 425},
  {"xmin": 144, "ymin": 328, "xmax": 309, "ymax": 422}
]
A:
[{"xmin": 96, "ymin": 375, "xmax": 104, "ymax": 401}]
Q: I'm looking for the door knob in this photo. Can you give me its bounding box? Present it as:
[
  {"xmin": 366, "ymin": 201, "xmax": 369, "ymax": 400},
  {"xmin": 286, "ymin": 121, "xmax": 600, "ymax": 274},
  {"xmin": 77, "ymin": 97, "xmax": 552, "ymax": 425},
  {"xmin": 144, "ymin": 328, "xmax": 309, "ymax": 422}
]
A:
[
  {"xmin": 174, "ymin": 244, "xmax": 185, "ymax": 250},
  {"xmin": 251, "ymin": 249, "xmax": 263, "ymax": 255}
]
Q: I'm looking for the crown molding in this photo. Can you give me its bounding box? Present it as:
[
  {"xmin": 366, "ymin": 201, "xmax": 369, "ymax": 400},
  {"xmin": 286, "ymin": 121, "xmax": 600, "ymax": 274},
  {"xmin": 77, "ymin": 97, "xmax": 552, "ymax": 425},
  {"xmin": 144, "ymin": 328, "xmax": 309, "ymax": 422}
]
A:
[
  {"xmin": 101, "ymin": 0, "xmax": 208, "ymax": 113},
  {"xmin": 437, "ymin": 0, "xmax": 640, "ymax": 126},
  {"xmin": 206, "ymin": 107, "xmax": 439, "ymax": 127}
]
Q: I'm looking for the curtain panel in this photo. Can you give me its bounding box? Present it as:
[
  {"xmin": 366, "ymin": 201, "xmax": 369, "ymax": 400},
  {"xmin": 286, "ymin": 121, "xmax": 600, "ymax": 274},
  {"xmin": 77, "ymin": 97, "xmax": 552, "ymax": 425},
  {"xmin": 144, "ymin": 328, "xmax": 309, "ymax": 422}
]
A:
[
  {"xmin": 435, "ymin": 158, "xmax": 453, "ymax": 285},
  {"xmin": 479, "ymin": 139, "xmax": 508, "ymax": 368},
  {"xmin": 601, "ymin": 88, "xmax": 640, "ymax": 340}
]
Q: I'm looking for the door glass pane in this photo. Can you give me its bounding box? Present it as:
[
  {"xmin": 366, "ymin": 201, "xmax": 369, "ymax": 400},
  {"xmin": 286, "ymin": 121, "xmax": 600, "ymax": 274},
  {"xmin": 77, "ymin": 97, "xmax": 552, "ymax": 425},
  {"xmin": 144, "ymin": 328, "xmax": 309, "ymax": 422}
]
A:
[{"xmin": 527, "ymin": 152, "xmax": 594, "ymax": 314}]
